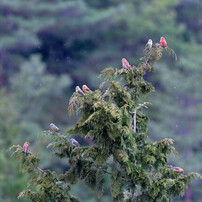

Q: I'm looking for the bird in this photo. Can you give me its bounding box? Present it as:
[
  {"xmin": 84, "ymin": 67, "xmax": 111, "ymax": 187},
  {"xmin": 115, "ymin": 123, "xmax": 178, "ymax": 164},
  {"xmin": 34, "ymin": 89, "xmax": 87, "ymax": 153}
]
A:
[
  {"xmin": 160, "ymin": 37, "xmax": 167, "ymax": 48},
  {"xmin": 76, "ymin": 86, "xmax": 85, "ymax": 96},
  {"xmin": 82, "ymin": 85, "xmax": 92, "ymax": 94},
  {"xmin": 23, "ymin": 142, "xmax": 30, "ymax": 157},
  {"xmin": 70, "ymin": 138, "xmax": 80, "ymax": 147},
  {"xmin": 50, "ymin": 123, "xmax": 60, "ymax": 132},
  {"xmin": 144, "ymin": 39, "xmax": 153, "ymax": 51},
  {"xmin": 122, "ymin": 58, "xmax": 130, "ymax": 70},
  {"xmin": 173, "ymin": 166, "xmax": 184, "ymax": 173}
]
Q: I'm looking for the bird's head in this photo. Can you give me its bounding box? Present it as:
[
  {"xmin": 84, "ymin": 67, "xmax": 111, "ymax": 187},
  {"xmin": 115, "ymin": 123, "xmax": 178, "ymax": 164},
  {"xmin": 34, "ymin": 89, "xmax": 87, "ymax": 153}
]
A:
[
  {"xmin": 122, "ymin": 58, "xmax": 126, "ymax": 62},
  {"xmin": 82, "ymin": 85, "xmax": 87, "ymax": 89},
  {"xmin": 160, "ymin": 37, "xmax": 165, "ymax": 40},
  {"xmin": 148, "ymin": 39, "xmax": 152, "ymax": 43},
  {"xmin": 50, "ymin": 123, "xmax": 54, "ymax": 127},
  {"xmin": 75, "ymin": 86, "xmax": 80, "ymax": 92},
  {"xmin": 24, "ymin": 142, "xmax": 30, "ymax": 145}
]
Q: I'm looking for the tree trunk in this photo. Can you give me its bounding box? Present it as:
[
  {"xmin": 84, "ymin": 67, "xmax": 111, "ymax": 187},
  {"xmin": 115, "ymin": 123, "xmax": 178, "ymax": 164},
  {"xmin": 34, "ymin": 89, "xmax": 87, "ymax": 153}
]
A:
[
  {"xmin": 185, "ymin": 184, "xmax": 191, "ymax": 202},
  {"xmin": 185, "ymin": 147, "xmax": 192, "ymax": 202}
]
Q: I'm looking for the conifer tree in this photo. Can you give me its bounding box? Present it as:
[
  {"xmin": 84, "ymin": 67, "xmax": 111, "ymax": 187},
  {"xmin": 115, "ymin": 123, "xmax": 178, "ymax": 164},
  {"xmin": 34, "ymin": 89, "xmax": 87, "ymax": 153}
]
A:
[{"xmin": 9, "ymin": 43, "xmax": 201, "ymax": 201}]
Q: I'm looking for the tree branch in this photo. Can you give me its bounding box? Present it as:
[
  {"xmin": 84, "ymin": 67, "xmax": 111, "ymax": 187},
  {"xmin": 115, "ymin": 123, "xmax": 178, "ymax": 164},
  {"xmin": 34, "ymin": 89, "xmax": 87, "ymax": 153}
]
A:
[
  {"xmin": 144, "ymin": 49, "xmax": 154, "ymax": 67},
  {"xmin": 133, "ymin": 109, "xmax": 137, "ymax": 133},
  {"xmin": 102, "ymin": 167, "xmax": 128, "ymax": 181},
  {"xmin": 34, "ymin": 166, "xmax": 45, "ymax": 173},
  {"xmin": 130, "ymin": 109, "xmax": 137, "ymax": 133}
]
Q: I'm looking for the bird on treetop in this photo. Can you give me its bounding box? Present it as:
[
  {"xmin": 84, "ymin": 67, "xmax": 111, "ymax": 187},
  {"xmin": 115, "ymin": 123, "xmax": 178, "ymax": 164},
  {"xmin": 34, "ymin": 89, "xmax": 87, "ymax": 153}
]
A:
[
  {"xmin": 50, "ymin": 123, "xmax": 60, "ymax": 132},
  {"xmin": 144, "ymin": 39, "xmax": 153, "ymax": 51},
  {"xmin": 82, "ymin": 85, "xmax": 92, "ymax": 94},
  {"xmin": 23, "ymin": 142, "xmax": 30, "ymax": 157},
  {"xmin": 122, "ymin": 58, "xmax": 130, "ymax": 70},
  {"xmin": 160, "ymin": 37, "xmax": 167, "ymax": 48},
  {"xmin": 75, "ymin": 86, "xmax": 85, "ymax": 96},
  {"xmin": 70, "ymin": 138, "xmax": 80, "ymax": 147}
]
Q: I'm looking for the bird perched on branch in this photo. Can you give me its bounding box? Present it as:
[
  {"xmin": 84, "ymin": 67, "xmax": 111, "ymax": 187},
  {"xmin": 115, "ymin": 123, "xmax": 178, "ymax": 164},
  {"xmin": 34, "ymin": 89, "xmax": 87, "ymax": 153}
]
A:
[
  {"xmin": 76, "ymin": 86, "xmax": 85, "ymax": 96},
  {"xmin": 70, "ymin": 138, "xmax": 80, "ymax": 147},
  {"xmin": 144, "ymin": 39, "xmax": 153, "ymax": 51},
  {"xmin": 160, "ymin": 37, "xmax": 167, "ymax": 48},
  {"xmin": 82, "ymin": 85, "xmax": 93, "ymax": 94},
  {"xmin": 122, "ymin": 58, "xmax": 131, "ymax": 70},
  {"xmin": 23, "ymin": 142, "xmax": 30, "ymax": 157},
  {"xmin": 50, "ymin": 123, "xmax": 60, "ymax": 132},
  {"xmin": 173, "ymin": 166, "xmax": 184, "ymax": 173}
]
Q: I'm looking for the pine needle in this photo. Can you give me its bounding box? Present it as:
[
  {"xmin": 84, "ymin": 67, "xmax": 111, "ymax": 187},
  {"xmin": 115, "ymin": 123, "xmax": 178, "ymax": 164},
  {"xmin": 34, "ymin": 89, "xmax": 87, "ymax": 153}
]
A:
[
  {"xmin": 68, "ymin": 94, "xmax": 84, "ymax": 115},
  {"xmin": 99, "ymin": 67, "xmax": 115, "ymax": 80},
  {"xmin": 167, "ymin": 47, "xmax": 177, "ymax": 60}
]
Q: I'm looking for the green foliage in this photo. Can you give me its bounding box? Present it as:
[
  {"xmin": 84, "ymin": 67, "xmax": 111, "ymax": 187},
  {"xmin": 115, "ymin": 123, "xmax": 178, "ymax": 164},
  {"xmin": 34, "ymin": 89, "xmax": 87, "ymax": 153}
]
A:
[
  {"xmin": 9, "ymin": 45, "xmax": 201, "ymax": 201},
  {"xmin": 9, "ymin": 144, "xmax": 81, "ymax": 202}
]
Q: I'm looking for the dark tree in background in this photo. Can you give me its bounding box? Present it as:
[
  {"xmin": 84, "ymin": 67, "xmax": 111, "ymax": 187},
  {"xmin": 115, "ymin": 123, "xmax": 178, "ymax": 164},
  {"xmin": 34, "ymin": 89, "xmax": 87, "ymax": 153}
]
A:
[{"xmin": 9, "ymin": 45, "xmax": 201, "ymax": 201}]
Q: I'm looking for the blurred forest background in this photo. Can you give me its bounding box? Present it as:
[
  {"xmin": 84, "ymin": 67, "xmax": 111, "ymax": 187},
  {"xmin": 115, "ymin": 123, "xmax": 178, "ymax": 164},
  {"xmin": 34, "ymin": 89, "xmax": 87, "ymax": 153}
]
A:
[{"xmin": 0, "ymin": 0, "xmax": 201, "ymax": 201}]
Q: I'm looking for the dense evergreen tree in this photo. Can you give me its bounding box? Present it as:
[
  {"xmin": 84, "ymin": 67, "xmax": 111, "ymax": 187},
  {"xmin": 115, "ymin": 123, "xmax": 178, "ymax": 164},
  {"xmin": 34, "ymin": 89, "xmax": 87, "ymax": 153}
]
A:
[{"xmin": 9, "ymin": 45, "xmax": 200, "ymax": 201}]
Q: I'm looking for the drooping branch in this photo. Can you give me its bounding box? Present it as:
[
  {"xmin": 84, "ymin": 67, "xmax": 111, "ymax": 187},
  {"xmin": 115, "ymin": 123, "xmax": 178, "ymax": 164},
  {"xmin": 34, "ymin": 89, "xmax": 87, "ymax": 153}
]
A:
[
  {"xmin": 34, "ymin": 166, "xmax": 45, "ymax": 173},
  {"xmin": 102, "ymin": 168, "xmax": 128, "ymax": 181},
  {"xmin": 91, "ymin": 163, "xmax": 128, "ymax": 181}
]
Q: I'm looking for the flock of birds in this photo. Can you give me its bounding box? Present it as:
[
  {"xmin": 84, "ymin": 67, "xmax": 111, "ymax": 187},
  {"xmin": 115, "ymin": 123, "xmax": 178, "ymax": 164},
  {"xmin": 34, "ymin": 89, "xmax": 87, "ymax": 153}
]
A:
[
  {"xmin": 22, "ymin": 36, "xmax": 184, "ymax": 174},
  {"xmin": 122, "ymin": 36, "xmax": 168, "ymax": 70}
]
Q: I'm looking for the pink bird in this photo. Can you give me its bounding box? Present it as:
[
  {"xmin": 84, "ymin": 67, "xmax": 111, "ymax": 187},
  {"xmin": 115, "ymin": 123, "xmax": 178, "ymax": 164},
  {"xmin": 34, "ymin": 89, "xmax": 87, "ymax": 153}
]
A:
[
  {"xmin": 173, "ymin": 167, "xmax": 184, "ymax": 173},
  {"xmin": 160, "ymin": 37, "xmax": 167, "ymax": 48},
  {"xmin": 82, "ymin": 85, "xmax": 93, "ymax": 94},
  {"xmin": 23, "ymin": 142, "xmax": 30, "ymax": 157},
  {"xmin": 122, "ymin": 58, "xmax": 130, "ymax": 70}
]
